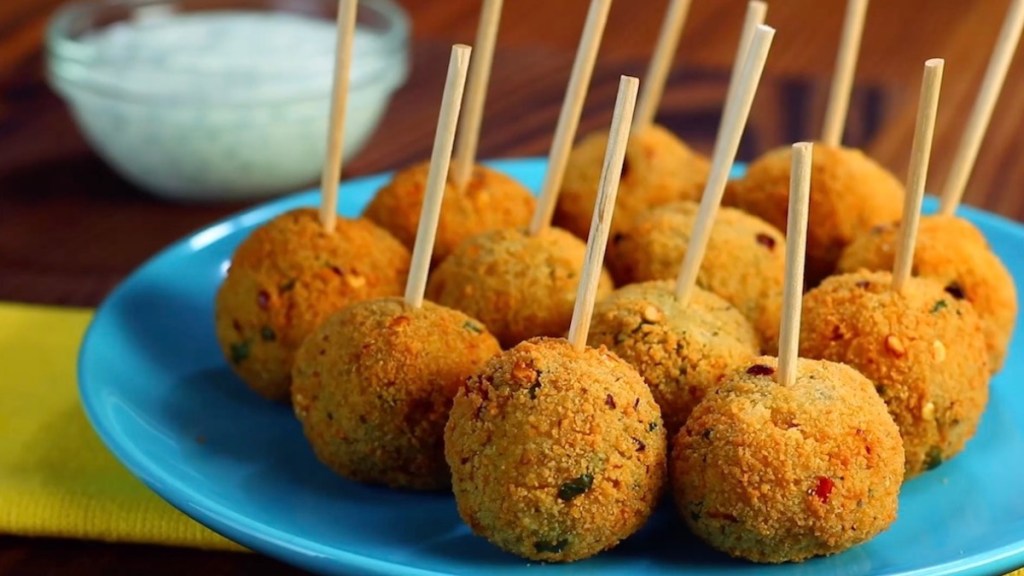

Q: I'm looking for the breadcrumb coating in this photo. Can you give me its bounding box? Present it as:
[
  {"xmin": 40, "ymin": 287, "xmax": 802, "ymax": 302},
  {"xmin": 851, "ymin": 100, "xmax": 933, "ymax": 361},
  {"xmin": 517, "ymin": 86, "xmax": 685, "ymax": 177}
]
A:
[
  {"xmin": 214, "ymin": 209, "xmax": 410, "ymax": 400},
  {"xmin": 588, "ymin": 280, "xmax": 761, "ymax": 433},
  {"xmin": 672, "ymin": 356, "xmax": 904, "ymax": 563},
  {"xmin": 364, "ymin": 163, "xmax": 535, "ymax": 266},
  {"xmin": 292, "ymin": 298, "xmax": 500, "ymax": 490},
  {"xmin": 555, "ymin": 125, "xmax": 710, "ymax": 240},
  {"xmin": 839, "ymin": 215, "xmax": 1016, "ymax": 371},
  {"xmin": 445, "ymin": 337, "xmax": 667, "ymax": 562},
  {"xmin": 427, "ymin": 227, "xmax": 613, "ymax": 348},
  {"xmin": 724, "ymin": 144, "xmax": 904, "ymax": 285},
  {"xmin": 800, "ymin": 271, "xmax": 989, "ymax": 476},
  {"xmin": 606, "ymin": 201, "xmax": 785, "ymax": 352}
]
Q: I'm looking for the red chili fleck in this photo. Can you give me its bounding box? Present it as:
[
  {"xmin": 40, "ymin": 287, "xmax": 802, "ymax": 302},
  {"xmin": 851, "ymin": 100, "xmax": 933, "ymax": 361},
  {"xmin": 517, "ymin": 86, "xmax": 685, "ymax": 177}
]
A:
[
  {"xmin": 814, "ymin": 476, "xmax": 834, "ymax": 503},
  {"xmin": 830, "ymin": 324, "xmax": 844, "ymax": 341},
  {"xmin": 746, "ymin": 364, "xmax": 775, "ymax": 376},
  {"xmin": 232, "ymin": 319, "xmax": 243, "ymax": 333},
  {"xmin": 605, "ymin": 394, "xmax": 616, "ymax": 409},
  {"xmin": 755, "ymin": 233, "xmax": 776, "ymax": 250},
  {"xmin": 256, "ymin": 290, "xmax": 270, "ymax": 310}
]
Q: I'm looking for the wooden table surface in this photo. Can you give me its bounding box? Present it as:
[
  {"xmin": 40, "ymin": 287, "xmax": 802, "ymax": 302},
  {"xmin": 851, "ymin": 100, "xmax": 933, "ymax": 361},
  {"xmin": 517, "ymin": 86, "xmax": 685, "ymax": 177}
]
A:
[{"xmin": 1, "ymin": 0, "xmax": 1022, "ymax": 573}]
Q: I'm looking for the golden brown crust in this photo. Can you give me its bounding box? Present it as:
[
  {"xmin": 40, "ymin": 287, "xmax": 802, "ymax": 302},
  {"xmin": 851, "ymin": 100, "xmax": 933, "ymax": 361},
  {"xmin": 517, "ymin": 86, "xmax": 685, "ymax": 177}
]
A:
[
  {"xmin": 799, "ymin": 271, "xmax": 990, "ymax": 476},
  {"xmin": 672, "ymin": 356, "xmax": 904, "ymax": 563},
  {"xmin": 555, "ymin": 124, "xmax": 710, "ymax": 240},
  {"xmin": 363, "ymin": 163, "xmax": 536, "ymax": 266},
  {"xmin": 838, "ymin": 215, "xmax": 1016, "ymax": 371},
  {"xmin": 214, "ymin": 209, "xmax": 410, "ymax": 400},
  {"xmin": 606, "ymin": 201, "xmax": 785, "ymax": 352},
  {"xmin": 588, "ymin": 280, "xmax": 760, "ymax": 434},
  {"xmin": 291, "ymin": 298, "xmax": 500, "ymax": 490},
  {"xmin": 426, "ymin": 227, "xmax": 614, "ymax": 348},
  {"xmin": 445, "ymin": 338, "xmax": 667, "ymax": 562},
  {"xmin": 724, "ymin": 144, "xmax": 904, "ymax": 285}
]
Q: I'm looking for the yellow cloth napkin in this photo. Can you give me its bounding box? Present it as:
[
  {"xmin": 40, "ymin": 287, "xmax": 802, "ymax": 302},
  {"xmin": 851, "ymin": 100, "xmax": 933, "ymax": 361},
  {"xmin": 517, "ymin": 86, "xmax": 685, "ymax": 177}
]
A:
[{"xmin": 0, "ymin": 302, "xmax": 241, "ymax": 551}]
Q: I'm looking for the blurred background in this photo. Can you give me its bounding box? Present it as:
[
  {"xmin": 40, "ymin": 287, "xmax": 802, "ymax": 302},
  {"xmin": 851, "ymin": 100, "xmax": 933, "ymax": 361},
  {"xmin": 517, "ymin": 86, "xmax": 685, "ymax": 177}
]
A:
[{"xmin": 1, "ymin": 0, "xmax": 1022, "ymax": 298}]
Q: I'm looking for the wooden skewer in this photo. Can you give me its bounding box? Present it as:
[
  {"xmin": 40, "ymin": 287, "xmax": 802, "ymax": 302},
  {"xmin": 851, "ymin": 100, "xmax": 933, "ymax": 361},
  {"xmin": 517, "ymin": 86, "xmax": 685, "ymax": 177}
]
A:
[
  {"xmin": 404, "ymin": 45, "xmax": 473, "ymax": 308},
  {"xmin": 568, "ymin": 76, "xmax": 639, "ymax": 351},
  {"xmin": 675, "ymin": 25, "xmax": 776, "ymax": 304},
  {"xmin": 318, "ymin": 0, "xmax": 359, "ymax": 233},
  {"xmin": 633, "ymin": 0, "xmax": 694, "ymax": 131},
  {"xmin": 940, "ymin": 0, "xmax": 1024, "ymax": 215},
  {"xmin": 820, "ymin": 0, "xmax": 869, "ymax": 147},
  {"xmin": 712, "ymin": 1, "xmax": 766, "ymax": 150},
  {"xmin": 894, "ymin": 59, "xmax": 944, "ymax": 293},
  {"xmin": 451, "ymin": 0, "xmax": 504, "ymax": 191},
  {"xmin": 777, "ymin": 142, "xmax": 813, "ymax": 388},
  {"xmin": 724, "ymin": 0, "xmax": 765, "ymax": 117},
  {"xmin": 528, "ymin": 0, "xmax": 614, "ymax": 236}
]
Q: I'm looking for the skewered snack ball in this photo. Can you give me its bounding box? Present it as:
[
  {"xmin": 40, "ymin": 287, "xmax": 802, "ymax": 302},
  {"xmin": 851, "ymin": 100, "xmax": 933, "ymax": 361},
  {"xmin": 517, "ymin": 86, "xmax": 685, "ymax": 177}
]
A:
[
  {"xmin": 214, "ymin": 208, "xmax": 410, "ymax": 401},
  {"xmin": 799, "ymin": 270, "xmax": 990, "ymax": 476},
  {"xmin": 364, "ymin": 163, "xmax": 536, "ymax": 266},
  {"xmin": 553, "ymin": 125, "xmax": 710, "ymax": 240},
  {"xmin": 724, "ymin": 144, "xmax": 905, "ymax": 284},
  {"xmin": 291, "ymin": 298, "xmax": 500, "ymax": 490},
  {"xmin": 838, "ymin": 215, "xmax": 1017, "ymax": 372},
  {"xmin": 607, "ymin": 201, "xmax": 785, "ymax": 352},
  {"xmin": 672, "ymin": 356, "xmax": 905, "ymax": 563},
  {"xmin": 587, "ymin": 280, "xmax": 760, "ymax": 434},
  {"xmin": 426, "ymin": 227, "xmax": 614, "ymax": 348},
  {"xmin": 445, "ymin": 337, "xmax": 667, "ymax": 562}
]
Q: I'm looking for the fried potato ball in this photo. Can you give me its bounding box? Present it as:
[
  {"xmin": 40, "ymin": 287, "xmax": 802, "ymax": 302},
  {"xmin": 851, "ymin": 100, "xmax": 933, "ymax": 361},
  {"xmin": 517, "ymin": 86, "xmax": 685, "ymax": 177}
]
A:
[
  {"xmin": 672, "ymin": 356, "xmax": 904, "ymax": 563},
  {"xmin": 214, "ymin": 209, "xmax": 410, "ymax": 401},
  {"xmin": 838, "ymin": 215, "xmax": 1017, "ymax": 371},
  {"xmin": 725, "ymin": 144, "xmax": 904, "ymax": 284},
  {"xmin": 291, "ymin": 298, "xmax": 500, "ymax": 490},
  {"xmin": 426, "ymin": 227, "xmax": 614, "ymax": 348},
  {"xmin": 445, "ymin": 337, "xmax": 667, "ymax": 562},
  {"xmin": 554, "ymin": 124, "xmax": 710, "ymax": 240},
  {"xmin": 606, "ymin": 201, "xmax": 785, "ymax": 352},
  {"xmin": 800, "ymin": 271, "xmax": 989, "ymax": 476},
  {"xmin": 363, "ymin": 163, "xmax": 536, "ymax": 266},
  {"xmin": 588, "ymin": 280, "xmax": 760, "ymax": 434}
]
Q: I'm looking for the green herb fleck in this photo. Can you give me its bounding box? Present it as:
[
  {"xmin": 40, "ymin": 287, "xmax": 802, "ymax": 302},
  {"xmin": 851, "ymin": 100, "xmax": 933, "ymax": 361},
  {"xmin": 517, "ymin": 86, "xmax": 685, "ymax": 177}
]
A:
[
  {"xmin": 931, "ymin": 299, "xmax": 949, "ymax": 313},
  {"xmin": 279, "ymin": 278, "xmax": 297, "ymax": 293},
  {"xmin": 875, "ymin": 384, "xmax": 887, "ymax": 397},
  {"xmin": 648, "ymin": 421, "xmax": 658, "ymax": 432},
  {"xmin": 463, "ymin": 321, "xmax": 484, "ymax": 334},
  {"xmin": 534, "ymin": 538, "xmax": 569, "ymax": 554},
  {"xmin": 924, "ymin": 446, "xmax": 944, "ymax": 470},
  {"xmin": 260, "ymin": 326, "xmax": 277, "ymax": 341},
  {"xmin": 230, "ymin": 341, "xmax": 251, "ymax": 364},
  {"xmin": 558, "ymin": 473, "xmax": 594, "ymax": 501}
]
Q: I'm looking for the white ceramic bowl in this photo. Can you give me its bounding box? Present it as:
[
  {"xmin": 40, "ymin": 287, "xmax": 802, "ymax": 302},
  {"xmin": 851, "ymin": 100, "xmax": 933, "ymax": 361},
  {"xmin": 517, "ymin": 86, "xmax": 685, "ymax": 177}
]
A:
[{"xmin": 47, "ymin": 0, "xmax": 409, "ymax": 201}]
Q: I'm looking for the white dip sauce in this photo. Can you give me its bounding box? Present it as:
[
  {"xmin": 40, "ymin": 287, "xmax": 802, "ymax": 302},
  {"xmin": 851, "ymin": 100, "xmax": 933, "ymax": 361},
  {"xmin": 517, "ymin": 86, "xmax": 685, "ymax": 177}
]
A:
[{"xmin": 55, "ymin": 10, "xmax": 405, "ymax": 200}]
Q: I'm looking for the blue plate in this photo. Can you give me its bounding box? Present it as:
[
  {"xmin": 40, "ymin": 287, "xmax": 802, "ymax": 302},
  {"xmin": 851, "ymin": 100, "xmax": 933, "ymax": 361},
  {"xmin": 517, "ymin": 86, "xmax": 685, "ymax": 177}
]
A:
[{"xmin": 79, "ymin": 157, "xmax": 1024, "ymax": 575}]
